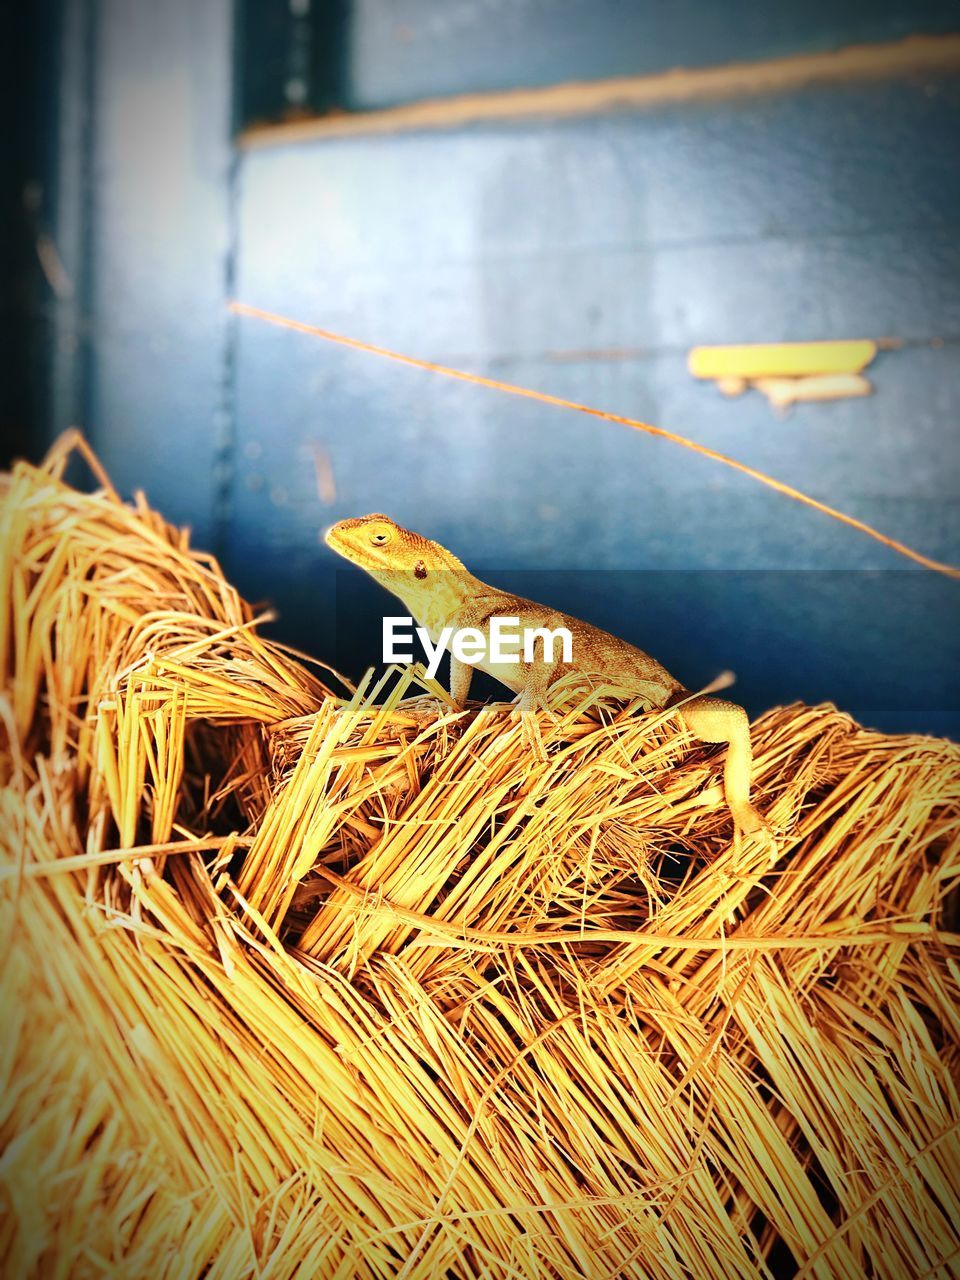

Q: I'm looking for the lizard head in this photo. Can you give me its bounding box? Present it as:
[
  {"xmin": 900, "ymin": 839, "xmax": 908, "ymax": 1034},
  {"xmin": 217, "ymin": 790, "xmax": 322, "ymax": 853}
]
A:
[
  {"xmin": 324, "ymin": 514, "xmax": 471, "ymax": 613},
  {"xmin": 324, "ymin": 514, "xmax": 464, "ymax": 572}
]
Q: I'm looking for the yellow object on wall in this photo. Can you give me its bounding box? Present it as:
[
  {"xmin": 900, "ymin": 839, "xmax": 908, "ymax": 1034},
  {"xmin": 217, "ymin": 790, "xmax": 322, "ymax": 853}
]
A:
[{"xmin": 688, "ymin": 340, "xmax": 877, "ymax": 380}]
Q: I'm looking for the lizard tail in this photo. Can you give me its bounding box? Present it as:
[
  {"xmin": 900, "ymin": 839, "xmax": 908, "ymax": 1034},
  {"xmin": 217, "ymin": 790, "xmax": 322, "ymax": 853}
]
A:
[
  {"xmin": 677, "ymin": 695, "xmax": 765, "ymax": 834},
  {"xmin": 699, "ymin": 669, "xmax": 736, "ymax": 696}
]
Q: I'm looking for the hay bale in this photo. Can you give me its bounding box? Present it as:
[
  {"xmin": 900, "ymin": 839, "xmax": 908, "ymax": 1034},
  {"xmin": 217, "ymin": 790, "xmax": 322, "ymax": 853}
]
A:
[{"xmin": 1, "ymin": 437, "xmax": 958, "ymax": 1278}]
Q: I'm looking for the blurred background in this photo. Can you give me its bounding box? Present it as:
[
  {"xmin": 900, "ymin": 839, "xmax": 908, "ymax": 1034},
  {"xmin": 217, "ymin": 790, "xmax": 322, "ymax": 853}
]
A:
[{"xmin": 4, "ymin": 1, "xmax": 959, "ymax": 733}]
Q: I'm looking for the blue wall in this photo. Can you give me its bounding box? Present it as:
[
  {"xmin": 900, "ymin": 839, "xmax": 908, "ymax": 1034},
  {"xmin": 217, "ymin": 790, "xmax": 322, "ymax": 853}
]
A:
[
  {"xmin": 236, "ymin": 0, "xmax": 960, "ymax": 118},
  {"xmin": 35, "ymin": 3, "xmax": 960, "ymax": 734},
  {"xmin": 344, "ymin": 0, "xmax": 959, "ymax": 106}
]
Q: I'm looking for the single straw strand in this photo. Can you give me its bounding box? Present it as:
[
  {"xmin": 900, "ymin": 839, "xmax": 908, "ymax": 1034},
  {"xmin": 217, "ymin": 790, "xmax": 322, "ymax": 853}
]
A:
[{"xmin": 230, "ymin": 301, "xmax": 960, "ymax": 580}]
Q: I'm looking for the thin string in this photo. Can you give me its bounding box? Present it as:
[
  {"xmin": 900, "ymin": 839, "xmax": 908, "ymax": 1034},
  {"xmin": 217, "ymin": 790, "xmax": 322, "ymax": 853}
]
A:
[{"xmin": 230, "ymin": 302, "xmax": 959, "ymax": 580}]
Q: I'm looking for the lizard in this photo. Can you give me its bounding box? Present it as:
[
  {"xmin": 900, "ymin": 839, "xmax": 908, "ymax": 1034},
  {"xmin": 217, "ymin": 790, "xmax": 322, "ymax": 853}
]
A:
[{"xmin": 324, "ymin": 514, "xmax": 765, "ymax": 836}]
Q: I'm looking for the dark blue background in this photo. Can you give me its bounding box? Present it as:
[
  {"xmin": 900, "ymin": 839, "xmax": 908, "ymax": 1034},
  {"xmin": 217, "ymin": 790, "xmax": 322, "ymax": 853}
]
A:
[{"xmin": 17, "ymin": 2, "xmax": 960, "ymax": 736}]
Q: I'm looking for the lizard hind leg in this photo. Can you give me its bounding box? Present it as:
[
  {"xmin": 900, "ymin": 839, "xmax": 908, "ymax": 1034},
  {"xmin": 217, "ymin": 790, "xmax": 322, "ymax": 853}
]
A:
[
  {"xmin": 678, "ymin": 695, "xmax": 765, "ymax": 835},
  {"xmin": 509, "ymin": 662, "xmax": 561, "ymax": 762}
]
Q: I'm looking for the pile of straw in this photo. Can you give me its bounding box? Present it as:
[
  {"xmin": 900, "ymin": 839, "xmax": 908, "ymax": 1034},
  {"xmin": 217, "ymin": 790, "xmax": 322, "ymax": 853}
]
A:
[{"xmin": 2, "ymin": 436, "xmax": 958, "ymax": 1279}]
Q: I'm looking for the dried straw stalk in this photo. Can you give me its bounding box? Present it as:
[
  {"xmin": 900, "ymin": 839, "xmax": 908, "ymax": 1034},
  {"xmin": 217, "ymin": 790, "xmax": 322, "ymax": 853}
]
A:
[{"xmin": 1, "ymin": 435, "xmax": 958, "ymax": 1278}]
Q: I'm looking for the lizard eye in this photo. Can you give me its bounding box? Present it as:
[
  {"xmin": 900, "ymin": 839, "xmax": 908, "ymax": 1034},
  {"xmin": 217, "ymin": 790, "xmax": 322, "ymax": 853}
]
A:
[{"xmin": 369, "ymin": 529, "xmax": 391, "ymax": 546}]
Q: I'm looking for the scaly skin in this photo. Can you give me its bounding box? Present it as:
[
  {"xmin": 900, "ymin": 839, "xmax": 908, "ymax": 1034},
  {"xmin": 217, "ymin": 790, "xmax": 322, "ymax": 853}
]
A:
[{"xmin": 325, "ymin": 514, "xmax": 764, "ymax": 835}]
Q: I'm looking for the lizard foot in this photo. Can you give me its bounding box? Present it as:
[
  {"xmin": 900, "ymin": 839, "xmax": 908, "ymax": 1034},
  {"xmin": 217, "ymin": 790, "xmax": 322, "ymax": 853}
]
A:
[
  {"xmin": 509, "ymin": 698, "xmax": 557, "ymax": 761},
  {"xmin": 732, "ymin": 804, "xmax": 777, "ymax": 861},
  {"xmin": 733, "ymin": 802, "xmax": 767, "ymax": 837}
]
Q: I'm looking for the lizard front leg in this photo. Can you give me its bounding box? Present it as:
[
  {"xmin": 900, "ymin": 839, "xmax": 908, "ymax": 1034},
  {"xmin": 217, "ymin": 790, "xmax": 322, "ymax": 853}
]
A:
[
  {"xmin": 400, "ymin": 613, "xmax": 479, "ymax": 727},
  {"xmin": 449, "ymin": 655, "xmax": 473, "ymax": 709}
]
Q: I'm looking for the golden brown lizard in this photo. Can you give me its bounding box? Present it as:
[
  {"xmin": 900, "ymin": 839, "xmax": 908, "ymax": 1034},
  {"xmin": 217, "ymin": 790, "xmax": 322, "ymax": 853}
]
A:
[{"xmin": 325, "ymin": 514, "xmax": 765, "ymax": 835}]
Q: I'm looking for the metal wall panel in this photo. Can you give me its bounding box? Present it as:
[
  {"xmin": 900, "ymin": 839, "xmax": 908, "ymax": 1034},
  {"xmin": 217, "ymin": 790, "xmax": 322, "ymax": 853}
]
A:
[
  {"xmin": 229, "ymin": 73, "xmax": 960, "ymax": 733},
  {"xmin": 83, "ymin": 0, "xmax": 234, "ymax": 549},
  {"xmin": 54, "ymin": 3, "xmax": 960, "ymax": 735}
]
